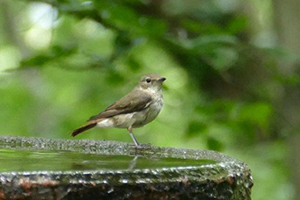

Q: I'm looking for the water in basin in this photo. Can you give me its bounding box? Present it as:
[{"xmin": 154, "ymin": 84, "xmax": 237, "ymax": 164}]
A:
[{"xmin": 0, "ymin": 148, "xmax": 215, "ymax": 172}]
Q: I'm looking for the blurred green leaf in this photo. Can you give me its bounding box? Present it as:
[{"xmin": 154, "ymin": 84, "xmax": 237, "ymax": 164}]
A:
[
  {"xmin": 180, "ymin": 19, "xmax": 223, "ymax": 34},
  {"xmin": 105, "ymin": 70, "xmax": 126, "ymax": 86},
  {"xmin": 207, "ymin": 137, "xmax": 223, "ymax": 151},
  {"xmin": 239, "ymin": 102, "xmax": 273, "ymax": 130},
  {"xmin": 192, "ymin": 35, "xmax": 239, "ymax": 47},
  {"xmin": 125, "ymin": 56, "xmax": 142, "ymax": 72},
  {"xmin": 186, "ymin": 121, "xmax": 207, "ymax": 137},
  {"xmin": 276, "ymin": 74, "xmax": 300, "ymax": 86},
  {"xmin": 226, "ymin": 17, "xmax": 247, "ymax": 34},
  {"xmin": 94, "ymin": 2, "xmax": 167, "ymax": 37},
  {"xmin": 208, "ymin": 47, "xmax": 238, "ymax": 71},
  {"xmin": 20, "ymin": 45, "xmax": 78, "ymax": 68}
]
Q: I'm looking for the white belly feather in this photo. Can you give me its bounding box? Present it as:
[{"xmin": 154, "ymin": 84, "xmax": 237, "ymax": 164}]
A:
[{"xmin": 97, "ymin": 118, "xmax": 114, "ymax": 128}]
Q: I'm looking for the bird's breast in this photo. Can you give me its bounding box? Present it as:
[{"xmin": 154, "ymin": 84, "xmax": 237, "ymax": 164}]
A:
[{"xmin": 133, "ymin": 94, "xmax": 163, "ymax": 127}]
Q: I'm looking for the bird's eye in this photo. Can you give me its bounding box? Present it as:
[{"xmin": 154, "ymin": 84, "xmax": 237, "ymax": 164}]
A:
[{"xmin": 146, "ymin": 78, "xmax": 151, "ymax": 83}]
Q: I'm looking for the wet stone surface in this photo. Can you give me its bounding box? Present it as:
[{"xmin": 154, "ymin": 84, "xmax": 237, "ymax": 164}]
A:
[{"xmin": 0, "ymin": 136, "xmax": 253, "ymax": 199}]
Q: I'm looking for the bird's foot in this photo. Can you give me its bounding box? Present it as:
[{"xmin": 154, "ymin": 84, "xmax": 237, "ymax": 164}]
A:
[{"xmin": 134, "ymin": 143, "xmax": 152, "ymax": 149}]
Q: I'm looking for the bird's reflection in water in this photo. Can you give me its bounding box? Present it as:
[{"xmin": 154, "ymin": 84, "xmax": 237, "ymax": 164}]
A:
[
  {"xmin": 70, "ymin": 154, "xmax": 143, "ymax": 171},
  {"xmin": 128, "ymin": 155, "xmax": 140, "ymax": 170}
]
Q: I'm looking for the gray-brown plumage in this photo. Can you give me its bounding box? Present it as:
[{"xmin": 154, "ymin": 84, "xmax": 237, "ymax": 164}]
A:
[{"xmin": 72, "ymin": 73, "xmax": 166, "ymax": 147}]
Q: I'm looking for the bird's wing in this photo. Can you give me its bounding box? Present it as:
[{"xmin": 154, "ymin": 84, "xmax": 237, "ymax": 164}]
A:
[{"xmin": 88, "ymin": 89, "xmax": 152, "ymax": 121}]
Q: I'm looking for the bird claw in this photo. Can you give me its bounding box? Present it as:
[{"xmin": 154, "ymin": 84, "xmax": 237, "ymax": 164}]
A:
[{"xmin": 135, "ymin": 143, "xmax": 152, "ymax": 149}]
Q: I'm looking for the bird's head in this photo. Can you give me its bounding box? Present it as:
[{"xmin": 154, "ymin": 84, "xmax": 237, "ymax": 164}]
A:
[{"xmin": 139, "ymin": 73, "xmax": 166, "ymax": 92}]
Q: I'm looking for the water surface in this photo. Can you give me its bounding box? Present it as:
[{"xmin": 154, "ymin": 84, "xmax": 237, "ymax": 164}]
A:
[{"xmin": 0, "ymin": 148, "xmax": 215, "ymax": 172}]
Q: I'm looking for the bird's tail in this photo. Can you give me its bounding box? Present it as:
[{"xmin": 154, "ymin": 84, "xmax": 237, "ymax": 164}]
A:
[{"xmin": 71, "ymin": 122, "xmax": 97, "ymax": 137}]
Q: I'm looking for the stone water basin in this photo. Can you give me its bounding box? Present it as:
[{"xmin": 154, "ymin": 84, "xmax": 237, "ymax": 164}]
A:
[{"xmin": 0, "ymin": 136, "xmax": 253, "ymax": 199}]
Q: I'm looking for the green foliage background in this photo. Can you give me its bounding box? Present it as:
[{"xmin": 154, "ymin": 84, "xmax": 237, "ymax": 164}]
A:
[{"xmin": 0, "ymin": 0, "xmax": 299, "ymax": 199}]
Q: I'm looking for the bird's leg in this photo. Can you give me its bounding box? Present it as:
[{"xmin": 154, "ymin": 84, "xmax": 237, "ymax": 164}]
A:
[{"xmin": 127, "ymin": 126, "xmax": 140, "ymax": 147}]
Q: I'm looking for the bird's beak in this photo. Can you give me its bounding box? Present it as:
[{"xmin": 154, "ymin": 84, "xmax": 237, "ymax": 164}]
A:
[{"xmin": 158, "ymin": 77, "xmax": 166, "ymax": 82}]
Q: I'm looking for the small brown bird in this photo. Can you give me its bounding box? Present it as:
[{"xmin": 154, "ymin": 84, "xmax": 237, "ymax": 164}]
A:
[{"xmin": 72, "ymin": 73, "xmax": 166, "ymax": 147}]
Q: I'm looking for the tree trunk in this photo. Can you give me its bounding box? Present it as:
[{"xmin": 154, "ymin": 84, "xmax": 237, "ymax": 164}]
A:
[{"xmin": 273, "ymin": 1, "xmax": 300, "ymax": 199}]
